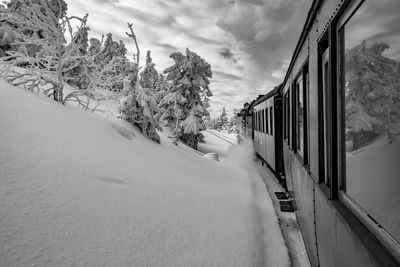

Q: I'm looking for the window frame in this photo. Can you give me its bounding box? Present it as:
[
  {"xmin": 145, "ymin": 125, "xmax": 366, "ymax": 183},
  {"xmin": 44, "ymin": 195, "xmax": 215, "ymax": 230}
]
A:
[
  {"xmin": 293, "ymin": 60, "xmax": 309, "ymax": 165},
  {"xmin": 270, "ymin": 106, "xmax": 274, "ymax": 136},
  {"xmin": 295, "ymin": 72, "xmax": 304, "ymax": 157},
  {"xmin": 255, "ymin": 111, "xmax": 258, "ymax": 131},
  {"xmin": 335, "ymin": 0, "xmax": 400, "ymax": 261},
  {"xmin": 284, "ymin": 91, "xmax": 290, "ymax": 142},
  {"xmin": 318, "ymin": 27, "xmax": 339, "ymax": 198},
  {"xmin": 262, "ymin": 109, "xmax": 265, "ymax": 133},
  {"xmin": 256, "ymin": 110, "xmax": 258, "ymax": 132}
]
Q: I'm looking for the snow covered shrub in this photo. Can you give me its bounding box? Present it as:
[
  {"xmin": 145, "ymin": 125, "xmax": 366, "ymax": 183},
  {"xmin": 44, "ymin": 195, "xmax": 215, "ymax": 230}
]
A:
[
  {"xmin": 0, "ymin": 0, "xmax": 88, "ymax": 103},
  {"xmin": 158, "ymin": 48, "xmax": 213, "ymax": 149}
]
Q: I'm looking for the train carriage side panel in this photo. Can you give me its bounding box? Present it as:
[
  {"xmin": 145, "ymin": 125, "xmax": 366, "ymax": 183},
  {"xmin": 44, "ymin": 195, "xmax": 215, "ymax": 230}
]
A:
[
  {"xmin": 291, "ymin": 155, "xmax": 319, "ymax": 267},
  {"xmin": 317, "ymin": 0, "xmax": 343, "ymax": 43},
  {"xmin": 286, "ymin": 25, "xmax": 320, "ymax": 266},
  {"xmin": 314, "ymin": 186, "xmax": 381, "ymax": 267}
]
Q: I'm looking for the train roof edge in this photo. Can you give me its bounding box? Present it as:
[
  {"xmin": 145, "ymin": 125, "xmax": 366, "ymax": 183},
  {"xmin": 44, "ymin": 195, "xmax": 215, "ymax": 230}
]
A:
[
  {"xmin": 281, "ymin": 0, "xmax": 320, "ymax": 88},
  {"xmin": 252, "ymin": 83, "xmax": 283, "ymax": 107}
]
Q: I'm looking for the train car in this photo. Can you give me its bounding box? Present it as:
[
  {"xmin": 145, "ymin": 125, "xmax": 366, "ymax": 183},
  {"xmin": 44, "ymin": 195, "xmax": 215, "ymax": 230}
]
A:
[
  {"xmin": 240, "ymin": 95, "xmax": 263, "ymax": 139},
  {"xmin": 243, "ymin": 101, "xmax": 254, "ymax": 139},
  {"xmin": 250, "ymin": 0, "xmax": 400, "ymax": 266},
  {"xmin": 252, "ymin": 85, "xmax": 285, "ymax": 179}
]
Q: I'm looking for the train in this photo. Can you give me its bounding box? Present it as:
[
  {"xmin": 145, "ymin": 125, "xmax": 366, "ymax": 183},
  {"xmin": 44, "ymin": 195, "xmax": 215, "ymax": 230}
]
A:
[{"xmin": 239, "ymin": 0, "xmax": 400, "ymax": 266}]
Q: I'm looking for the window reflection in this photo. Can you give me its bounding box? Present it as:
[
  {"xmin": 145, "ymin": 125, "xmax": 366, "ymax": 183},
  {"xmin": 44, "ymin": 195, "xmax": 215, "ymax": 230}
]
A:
[
  {"xmin": 343, "ymin": 0, "xmax": 400, "ymax": 243},
  {"xmin": 296, "ymin": 76, "xmax": 304, "ymax": 155}
]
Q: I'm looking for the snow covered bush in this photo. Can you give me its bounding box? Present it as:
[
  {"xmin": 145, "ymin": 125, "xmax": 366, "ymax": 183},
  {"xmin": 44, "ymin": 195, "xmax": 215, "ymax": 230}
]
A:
[
  {"xmin": 0, "ymin": 0, "xmax": 88, "ymax": 103},
  {"xmin": 158, "ymin": 49, "xmax": 213, "ymax": 149}
]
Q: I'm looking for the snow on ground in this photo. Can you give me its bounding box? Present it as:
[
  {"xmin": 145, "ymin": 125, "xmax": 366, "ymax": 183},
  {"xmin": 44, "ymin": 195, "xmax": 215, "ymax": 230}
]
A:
[
  {"xmin": 198, "ymin": 130, "xmax": 237, "ymax": 159},
  {"xmin": 0, "ymin": 81, "xmax": 290, "ymax": 267}
]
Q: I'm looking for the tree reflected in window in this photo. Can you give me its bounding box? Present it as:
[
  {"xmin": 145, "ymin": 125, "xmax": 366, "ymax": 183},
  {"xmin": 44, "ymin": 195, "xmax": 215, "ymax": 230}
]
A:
[{"xmin": 342, "ymin": 0, "xmax": 400, "ymax": 244}]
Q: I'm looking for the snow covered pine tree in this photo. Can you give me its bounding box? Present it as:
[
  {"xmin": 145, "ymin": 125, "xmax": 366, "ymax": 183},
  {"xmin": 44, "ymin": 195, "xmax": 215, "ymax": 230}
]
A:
[
  {"xmin": 158, "ymin": 49, "xmax": 213, "ymax": 149},
  {"xmin": 119, "ymin": 24, "xmax": 160, "ymax": 143}
]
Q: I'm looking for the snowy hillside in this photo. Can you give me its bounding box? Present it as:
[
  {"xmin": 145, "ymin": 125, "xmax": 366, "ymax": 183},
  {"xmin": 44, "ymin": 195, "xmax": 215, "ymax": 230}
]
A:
[{"xmin": 0, "ymin": 82, "xmax": 290, "ymax": 266}]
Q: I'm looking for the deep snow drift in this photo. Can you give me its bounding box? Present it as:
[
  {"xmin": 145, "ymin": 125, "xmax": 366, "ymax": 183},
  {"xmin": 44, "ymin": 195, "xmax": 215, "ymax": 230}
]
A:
[{"xmin": 0, "ymin": 81, "xmax": 290, "ymax": 266}]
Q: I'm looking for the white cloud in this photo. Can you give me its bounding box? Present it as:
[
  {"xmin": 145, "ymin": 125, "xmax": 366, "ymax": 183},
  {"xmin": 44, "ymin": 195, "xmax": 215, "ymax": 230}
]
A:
[{"xmin": 217, "ymin": 0, "xmax": 312, "ymax": 89}]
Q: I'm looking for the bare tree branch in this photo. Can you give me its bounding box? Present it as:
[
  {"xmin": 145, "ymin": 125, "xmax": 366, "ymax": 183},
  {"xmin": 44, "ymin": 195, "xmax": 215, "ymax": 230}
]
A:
[{"xmin": 126, "ymin": 22, "xmax": 140, "ymax": 66}]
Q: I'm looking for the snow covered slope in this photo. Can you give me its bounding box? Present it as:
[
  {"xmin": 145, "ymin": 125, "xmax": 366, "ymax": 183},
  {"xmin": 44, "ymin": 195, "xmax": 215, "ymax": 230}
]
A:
[{"xmin": 0, "ymin": 81, "xmax": 289, "ymax": 267}]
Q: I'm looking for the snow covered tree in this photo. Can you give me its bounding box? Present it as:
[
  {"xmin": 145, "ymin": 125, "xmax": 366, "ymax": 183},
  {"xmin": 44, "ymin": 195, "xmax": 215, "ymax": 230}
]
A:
[
  {"xmin": 154, "ymin": 73, "xmax": 168, "ymax": 103},
  {"xmin": 84, "ymin": 33, "xmax": 131, "ymax": 93},
  {"xmin": 220, "ymin": 106, "xmax": 229, "ymax": 130},
  {"xmin": 64, "ymin": 25, "xmax": 90, "ymax": 89},
  {"xmin": 228, "ymin": 110, "xmax": 239, "ymax": 134},
  {"xmin": 0, "ymin": 0, "xmax": 89, "ymax": 103},
  {"xmin": 101, "ymin": 33, "xmax": 115, "ymax": 64},
  {"xmin": 206, "ymin": 117, "xmax": 222, "ymax": 130},
  {"xmin": 85, "ymin": 55, "xmax": 128, "ymax": 94},
  {"xmin": 158, "ymin": 48, "xmax": 213, "ymax": 149},
  {"xmin": 139, "ymin": 50, "xmax": 159, "ymax": 93},
  {"xmin": 115, "ymin": 40, "xmax": 127, "ymax": 58},
  {"xmin": 0, "ymin": 4, "xmax": 18, "ymax": 58},
  {"xmin": 118, "ymin": 23, "xmax": 160, "ymax": 143},
  {"xmin": 88, "ymin": 37, "xmax": 103, "ymax": 64},
  {"xmin": 345, "ymin": 41, "xmax": 400, "ymax": 150}
]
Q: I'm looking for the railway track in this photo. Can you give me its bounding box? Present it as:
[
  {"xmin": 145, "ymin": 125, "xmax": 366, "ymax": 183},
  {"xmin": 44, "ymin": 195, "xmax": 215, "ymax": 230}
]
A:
[{"xmin": 204, "ymin": 129, "xmax": 237, "ymax": 145}]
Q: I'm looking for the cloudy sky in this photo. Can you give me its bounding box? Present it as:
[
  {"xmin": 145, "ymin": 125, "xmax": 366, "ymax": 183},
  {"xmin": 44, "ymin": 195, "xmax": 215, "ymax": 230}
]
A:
[{"xmin": 66, "ymin": 0, "xmax": 312, "ymax": 117}]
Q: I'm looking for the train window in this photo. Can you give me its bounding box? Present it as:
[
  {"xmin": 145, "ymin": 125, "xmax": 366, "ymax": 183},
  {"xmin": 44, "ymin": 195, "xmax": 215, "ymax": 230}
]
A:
[
  {"xmin": 256, "ymin": 111, "xmax": 258, "ymax": 131},
  {"xmin": 262, "ymin": 110, "xmax": 264, "ymax": 133},
  {"xmin": 255, "ymin": 111, "xmax": 257, "ymax": 131},
  {"xmin": 296, "ymin": 74, "xmax": 304, "ymax": 156},
  {"xmin": 304, "ymin": 65, "xmax": 309, "ymax": 167},
  {"xmin": 265, "ymin": 109, "xmax": 268, "ymax": 133},
  {"xmin": 339, "ymin": 0, "xmax": 400, "ymax": 244},
  {"xmin": 318, "ymin": 33, "xmax": 332, "ymax": 187},
  {"xmin": 270, "ymin": 106, "xmax": 273, "ymax": 135},
  {"xmin": 261, "ymin": 109, "xmax": 264, "ymax": 133},
  {"xmin": 254, "ymin": 112, "xmax": 256, "ymax": 131},
  {"xmin": 289, "ymin": 90, "xmax": 291, "ymax": 147},
  {"xmin": 284, "ymin": 92, "xmax": 289, "ymax": 141}
]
